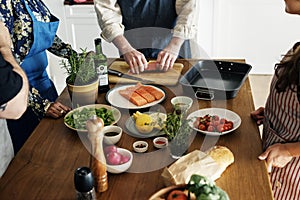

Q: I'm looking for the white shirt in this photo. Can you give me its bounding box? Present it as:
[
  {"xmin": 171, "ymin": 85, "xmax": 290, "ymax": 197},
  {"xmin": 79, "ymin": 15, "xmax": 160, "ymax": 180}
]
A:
[
  {"xmin": 0, "ymin": 119, "xmax": 14, "ymax": 177},
  {"xmin": 94, "ymin": 0, "xmax": 198, "ymax": 42}
]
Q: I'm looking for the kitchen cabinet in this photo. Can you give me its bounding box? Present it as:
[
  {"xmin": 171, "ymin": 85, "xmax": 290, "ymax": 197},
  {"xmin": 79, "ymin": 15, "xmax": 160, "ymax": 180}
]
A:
[{"xmin": 64, "ymin": 5, "xmax": 119, "ymax": 56}]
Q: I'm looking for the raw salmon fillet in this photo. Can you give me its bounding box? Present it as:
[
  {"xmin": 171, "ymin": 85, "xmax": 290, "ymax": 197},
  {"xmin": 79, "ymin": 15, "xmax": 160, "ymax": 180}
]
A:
[
  {"xmin": 142, "ymin": 86, "xmax": 164, "ymax": 100},
  {"xmin": 119, "ymin": 90, "xmax": 147, "ymax": 106},
  {"xmin": 135, "ymin": 88, "xmax": 155, "ymax": 103}
]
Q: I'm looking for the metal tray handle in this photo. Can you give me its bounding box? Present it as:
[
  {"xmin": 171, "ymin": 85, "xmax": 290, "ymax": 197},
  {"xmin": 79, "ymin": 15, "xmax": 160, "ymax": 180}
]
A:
[{"xmin": 195, "ymin": 89, "xmax": 214, "ymax": 100}]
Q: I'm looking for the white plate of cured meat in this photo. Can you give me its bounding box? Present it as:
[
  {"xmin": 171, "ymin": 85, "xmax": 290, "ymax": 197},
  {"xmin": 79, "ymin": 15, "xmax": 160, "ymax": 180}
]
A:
[{"xmin": 106, "ymin": 83, "xmax": 166, "ymax": 109}]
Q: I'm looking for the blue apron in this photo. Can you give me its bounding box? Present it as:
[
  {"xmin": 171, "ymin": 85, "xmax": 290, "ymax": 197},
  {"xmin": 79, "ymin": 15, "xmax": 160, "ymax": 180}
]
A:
[
  {"xmin": 8, "ymin": 0, "xmax": 59, "ymax": 154},
  {"xmin": 21, "ymin": 0, "xmax": 59, "ymax": 101},
  {"xmin": 117, "ymin": 0, "xmax": 191, "ymax": 59}
]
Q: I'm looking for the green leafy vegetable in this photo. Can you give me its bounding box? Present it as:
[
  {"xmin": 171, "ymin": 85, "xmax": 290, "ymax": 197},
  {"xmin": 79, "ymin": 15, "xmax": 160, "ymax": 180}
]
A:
[
  {"xmin": 64, "ymin": 107, "xmax": 115, "ymax": 130},
  {"xmin": 187, "ymin": 175, "xmax": 229, "ymax": 200}
]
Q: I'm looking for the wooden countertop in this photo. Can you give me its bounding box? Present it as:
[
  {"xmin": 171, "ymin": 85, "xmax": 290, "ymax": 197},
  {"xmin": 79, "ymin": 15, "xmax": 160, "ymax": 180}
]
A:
[{"xmin": 0, "ymin": 59, "xmax": 274, "ymax": 200}]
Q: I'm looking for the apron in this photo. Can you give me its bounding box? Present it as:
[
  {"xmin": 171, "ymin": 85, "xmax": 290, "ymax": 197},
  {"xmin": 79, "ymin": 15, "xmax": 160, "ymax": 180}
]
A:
[
  {"xmin": 8, "ymin": 0, "xmax": 59, "ymax": 154},
  {"xmin": 262, "ymin": 74, "xmax": 300, "ymax": 200},
  {"xmin": 117, "ymin": 0, "xmax": 191, "ymax": 59},
  {"xmin": 21, "ymin": 0, "xmax": 59, "ymax": 102}
]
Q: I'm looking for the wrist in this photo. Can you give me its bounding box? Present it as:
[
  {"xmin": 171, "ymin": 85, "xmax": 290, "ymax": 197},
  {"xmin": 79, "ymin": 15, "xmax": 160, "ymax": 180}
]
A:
[
  {"xmin": 43, "ymin": 101, "xmax": 52, "ymax": 114},
  {"xmin": 284, "ymin": 143, "xmax": 300, "ymax": 157},
  {"xmin": 112, "ymin": 35, "xmax": 134, "ymax": 55}
]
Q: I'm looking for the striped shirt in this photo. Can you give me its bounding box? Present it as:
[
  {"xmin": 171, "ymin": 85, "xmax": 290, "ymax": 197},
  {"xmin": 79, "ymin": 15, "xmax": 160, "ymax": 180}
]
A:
[{"xmin": 263, "ymin": 65, "xmax": 300, "ymax": 199}]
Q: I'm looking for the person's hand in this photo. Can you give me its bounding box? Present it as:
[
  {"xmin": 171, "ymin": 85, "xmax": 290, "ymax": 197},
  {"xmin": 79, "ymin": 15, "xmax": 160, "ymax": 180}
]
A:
[
  {"xmin": 45, "ymin": 101, "xmax": 71, "ymax": 118},
  {"xmin": 156, "ymin": 37, "xmax": 184, "ymax": 71},
  {"xmin": 250, "ymin": 107, "xmax": 265, "ymax": 125},
  {"xmin": 112, "ymin": 35, "xmax": 148, "ymax": 74},
  {"xmin": 123, "ymin": 49, "xmax": 148, "ymax": 74},
  {"xmin": 258, "ymin": 143, "xmax": 293, "ymax": 173},
  {"xmin": 156, "ymin": 49, "xmax": 178, "ymax": 71}
]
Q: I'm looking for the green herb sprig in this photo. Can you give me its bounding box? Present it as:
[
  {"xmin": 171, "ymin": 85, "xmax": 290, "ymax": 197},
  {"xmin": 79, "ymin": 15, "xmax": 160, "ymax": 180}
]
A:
[{"xmin": 61, "ymin": 48, "xmax": 97, "ymax": 85}]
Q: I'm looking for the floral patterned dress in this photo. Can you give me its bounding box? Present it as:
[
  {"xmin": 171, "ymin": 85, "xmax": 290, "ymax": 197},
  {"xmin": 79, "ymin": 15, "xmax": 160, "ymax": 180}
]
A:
[
  {"xmin": 0, "ymin": 0, "xmax": 76, "ymax": 153},
  {"xmin": 0, "ymin": 0, "xmax": 74, "ymax": 118}
]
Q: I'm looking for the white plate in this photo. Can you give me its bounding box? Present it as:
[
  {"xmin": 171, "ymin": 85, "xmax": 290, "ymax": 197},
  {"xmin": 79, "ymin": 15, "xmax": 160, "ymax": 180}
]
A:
[
  {"xmin": 125, "ymin": 112, "xmax": 166, "ymax": 138},
  {"xmin": 187, "ymin": 108, "xmax": 241, "ymax": 136},
  {"xmin": 64, "ymin": 104, "xmax": 121, "ymax": 132},
  {"xmin": 106, "ymin": 84, "xmax": 166, "ymax": 109}
]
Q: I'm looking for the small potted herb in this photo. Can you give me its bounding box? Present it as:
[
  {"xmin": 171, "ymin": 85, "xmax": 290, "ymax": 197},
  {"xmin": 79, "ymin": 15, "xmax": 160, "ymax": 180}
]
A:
[{"xmin": 61, "ymin": 48, "xmax": 99, "ymax": 107}]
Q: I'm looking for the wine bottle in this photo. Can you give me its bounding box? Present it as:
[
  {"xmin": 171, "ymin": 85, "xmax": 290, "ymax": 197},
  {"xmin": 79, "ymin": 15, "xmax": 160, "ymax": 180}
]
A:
[{"xmin": 94, "ymin": 38, "xmax": 109, "ymax": 93}]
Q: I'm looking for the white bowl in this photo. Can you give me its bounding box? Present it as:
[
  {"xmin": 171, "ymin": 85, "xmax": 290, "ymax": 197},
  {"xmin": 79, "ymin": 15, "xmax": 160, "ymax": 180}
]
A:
[
  {"xmin": 133, "ymin": 141, "xmax": 148, "ymax": 153},
  {"xmin": 187, "ymin": 108, "xmax": 241, "ymax": 136},
  {"xmin": 171, "ymin": 96, "xmax": 193, "ymax": 112},
  {"xmin": 106, "ymin": 148, "xmax": 133, "ymax": 174},
  {"xmin": 103, "ymin": 125, "xmax": 122, "ymax": 145},
  {"xmin": 153, "ymin": 137, "xmax": 168, "ymax": 149},
  {"xmin": 64, "ymin": 104, "xmax": 121, "ymax": 132}
]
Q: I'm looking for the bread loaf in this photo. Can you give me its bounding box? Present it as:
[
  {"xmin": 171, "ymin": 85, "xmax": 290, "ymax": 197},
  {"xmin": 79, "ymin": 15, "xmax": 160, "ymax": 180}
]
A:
[
  {"xmin": 161, "ymin": 146, "xmax": 234, "ymax": 186},
  {"xmin": 207, "ymin": 146, "xmax": 234, "ymax": 171}
]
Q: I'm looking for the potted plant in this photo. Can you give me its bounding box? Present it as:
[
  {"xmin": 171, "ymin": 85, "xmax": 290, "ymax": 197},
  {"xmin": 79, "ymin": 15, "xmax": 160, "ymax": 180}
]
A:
[{"xmin": 61, "ymin": 48, "xmax": 99, "ymax": 107}]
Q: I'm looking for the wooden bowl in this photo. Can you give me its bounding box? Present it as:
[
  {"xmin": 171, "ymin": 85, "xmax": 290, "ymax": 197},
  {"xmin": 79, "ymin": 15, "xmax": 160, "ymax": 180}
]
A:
[{"xmin": 149, "ymin": 184, "xmax": 187, "ymax": 200}]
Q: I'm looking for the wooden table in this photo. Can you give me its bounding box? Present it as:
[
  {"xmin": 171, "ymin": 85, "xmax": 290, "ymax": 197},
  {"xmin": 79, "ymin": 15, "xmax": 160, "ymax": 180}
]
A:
[{"xmin": 0, "ymin": 59, "xmax": 274, "ymax": 200}]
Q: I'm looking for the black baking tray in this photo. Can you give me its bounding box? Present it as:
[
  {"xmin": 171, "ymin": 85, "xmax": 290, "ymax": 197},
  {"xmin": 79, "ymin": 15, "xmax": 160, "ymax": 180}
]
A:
[{"xmin": 179, "ymin": 60, "xmax": 252, "ymax": 100}]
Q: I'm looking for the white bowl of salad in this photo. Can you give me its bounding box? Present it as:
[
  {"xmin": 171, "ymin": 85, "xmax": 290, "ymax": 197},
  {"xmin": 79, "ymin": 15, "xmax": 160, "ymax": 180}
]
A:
[{"xmin": 64, "ymin": 104, "xmax": 121, "ymax": 132}]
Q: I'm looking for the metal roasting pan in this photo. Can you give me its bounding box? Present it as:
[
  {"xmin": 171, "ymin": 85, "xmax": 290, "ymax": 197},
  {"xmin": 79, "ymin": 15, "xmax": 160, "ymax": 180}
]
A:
[{"xmin": 179, "ymin": 60, "xmax": 252, "ymax": 100}]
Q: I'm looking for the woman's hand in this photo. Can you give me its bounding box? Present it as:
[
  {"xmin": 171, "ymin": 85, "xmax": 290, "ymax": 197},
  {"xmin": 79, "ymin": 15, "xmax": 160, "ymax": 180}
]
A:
[
  {"xmin": 45, "ymin": 101, "xmax": 71, "ymax": 118},
  {"xmin": 258, "ymin": 143, "xmax": 293, "ymax": 173},
  {"xmin": 250, "ymin": 107, "xmax": 265, "ymax": 125}
]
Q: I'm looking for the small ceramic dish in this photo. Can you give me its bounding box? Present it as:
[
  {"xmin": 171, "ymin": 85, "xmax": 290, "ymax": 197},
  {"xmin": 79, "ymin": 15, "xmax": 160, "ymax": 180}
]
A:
[
  {"xmin": 103, "ymin": 125, "xmax": 123, "ymax": 145},
  {"xmin": 171, "ymin": 96, "xmax": 193, "ymax": 112},
  {"xmin": 153, "ymin": 137, "xmax": 168, "ymax": 149},
  {"xmin": 133, "ymin": 141, "xmax": 148, "ymax": 153}
]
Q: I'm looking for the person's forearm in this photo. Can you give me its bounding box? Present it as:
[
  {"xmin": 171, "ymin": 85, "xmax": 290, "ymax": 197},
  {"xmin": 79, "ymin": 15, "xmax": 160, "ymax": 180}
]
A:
[
  {"xmin": 167, "ymin": 37, "xmax": 185, "ymax": 51},
  {"xmin": 174, "ymin": 0, "xmax": 198, "ymax": 39},
  {"xmin": 285, "ymin": 142, "xmax": 300, "ymax": 157},
  {"xmin": 94, "ymin": 0, "xmax": 124, "ymax": 42},
  {"xmin": 1, "ymin": 48, "xmax": 29, "ymax": 119},
  {"xmin": 112, "ymin": 35, "xmax": 134, "ymax": 55}
]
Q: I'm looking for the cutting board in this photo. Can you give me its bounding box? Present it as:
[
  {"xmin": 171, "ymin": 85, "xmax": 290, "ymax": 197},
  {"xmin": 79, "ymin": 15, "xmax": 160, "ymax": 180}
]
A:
[{"xmin": 108, "ymin": 61, "xmax": 184, "ymax": 86}]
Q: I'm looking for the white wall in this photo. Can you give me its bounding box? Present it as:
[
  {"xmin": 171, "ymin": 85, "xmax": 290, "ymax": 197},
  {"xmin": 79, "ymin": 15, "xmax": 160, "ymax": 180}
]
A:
[
  {"xmin": 206, "ymin": 0, "xmax": 300, "ymax": 74},
  {"xmin": 43, "ymin": 0, "xmax": 68, "ymax": 93}
]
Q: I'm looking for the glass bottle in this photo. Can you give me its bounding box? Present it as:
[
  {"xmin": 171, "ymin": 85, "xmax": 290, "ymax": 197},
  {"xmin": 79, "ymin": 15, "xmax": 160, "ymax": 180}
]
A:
[{"xmin": 94, "ymin": 38, "xmax": 109, "ymax": 93}]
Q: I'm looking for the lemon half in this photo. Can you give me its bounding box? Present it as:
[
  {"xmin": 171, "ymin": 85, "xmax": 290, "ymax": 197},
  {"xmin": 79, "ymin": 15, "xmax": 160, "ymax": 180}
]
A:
[{"xmin": 135, "ymin": 112, "xmax": 153, "ymax": 134}]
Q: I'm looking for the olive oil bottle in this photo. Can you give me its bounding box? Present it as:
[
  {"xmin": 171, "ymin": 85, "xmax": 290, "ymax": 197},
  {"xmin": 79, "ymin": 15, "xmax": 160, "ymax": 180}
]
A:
[{"xmin": 94, "ymin": 38, "xmax": 109, "ymax": 93}]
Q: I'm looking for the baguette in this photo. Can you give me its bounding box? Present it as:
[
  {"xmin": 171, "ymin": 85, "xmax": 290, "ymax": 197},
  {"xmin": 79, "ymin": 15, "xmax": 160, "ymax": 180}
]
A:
[{"xmin": 207, "ymin": 146, "xmax": 234, "ymax": 170}]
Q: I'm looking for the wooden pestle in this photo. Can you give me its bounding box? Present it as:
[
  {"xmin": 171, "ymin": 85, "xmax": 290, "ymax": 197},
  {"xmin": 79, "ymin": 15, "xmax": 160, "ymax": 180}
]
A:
[{"xmin": 86, "ymin": 116, "xmax": 108, "ymax": 193}]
